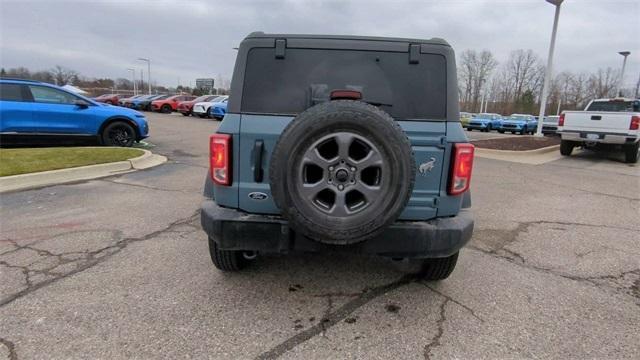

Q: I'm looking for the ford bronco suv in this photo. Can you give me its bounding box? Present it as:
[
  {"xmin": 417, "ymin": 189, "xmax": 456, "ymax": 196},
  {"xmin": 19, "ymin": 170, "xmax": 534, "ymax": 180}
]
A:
[{"xmin": 201, "ymin": 33, "xmax": 475, "ymax": 280}]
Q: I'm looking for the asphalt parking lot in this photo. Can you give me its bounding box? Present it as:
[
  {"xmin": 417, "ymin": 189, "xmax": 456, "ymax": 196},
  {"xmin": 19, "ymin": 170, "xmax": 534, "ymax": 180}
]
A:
[{"xmin": 1, "ymin": 112, "xmax": 639, "ymax": 359}]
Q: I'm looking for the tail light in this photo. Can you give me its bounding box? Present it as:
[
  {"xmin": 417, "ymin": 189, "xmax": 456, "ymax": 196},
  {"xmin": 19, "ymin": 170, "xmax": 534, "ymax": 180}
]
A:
[
  {"xmin": 448, "ymin": 143, "xmax": 475, "ymax": 195},
  {"xmin": 210, "ymin": 134, "xmax": 232, "ymax": 185},
  {"xmin": 631, "ymin": 116, "xmax": 640, "ymax": 130},
  {"xmin": 558, "ymin": 113, "xmax": 565, "ymax": 127}
]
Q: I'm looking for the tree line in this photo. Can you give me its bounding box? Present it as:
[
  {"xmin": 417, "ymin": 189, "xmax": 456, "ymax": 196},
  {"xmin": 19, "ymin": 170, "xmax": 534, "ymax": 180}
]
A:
[
  {"xmin": 458, "ymin": 49, "xmax": 638, "ymax": 116},
  {"xmin": 0, "ymin": 66, "xmax": 230, "ymax": 96}
]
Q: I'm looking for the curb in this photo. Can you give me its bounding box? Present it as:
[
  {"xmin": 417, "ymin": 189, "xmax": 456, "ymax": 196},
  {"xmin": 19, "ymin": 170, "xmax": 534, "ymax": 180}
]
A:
[
  {"xmin": 0, "ymin": 149, "xmax": 167, "ymax": 193},
  {"xmin": 474, "ymin": 144, "xmax": 559, "ymax": 156},
  {"xmin": 475, "ymin": 145, "xmax": 564, "ymax": 165}
]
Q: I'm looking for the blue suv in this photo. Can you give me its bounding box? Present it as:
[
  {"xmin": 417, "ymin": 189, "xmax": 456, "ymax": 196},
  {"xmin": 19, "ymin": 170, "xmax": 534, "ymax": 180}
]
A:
[
  {"xmin": 466, "ymin": 113, "xmax": 503, "ymax": 132},
  {"xmin": 0, "ymin": 79, "xmax": 149, "ymax": 147},
  {"xmin": 200, "ymin": 33, "xmax": 475, "ymax": 280}
]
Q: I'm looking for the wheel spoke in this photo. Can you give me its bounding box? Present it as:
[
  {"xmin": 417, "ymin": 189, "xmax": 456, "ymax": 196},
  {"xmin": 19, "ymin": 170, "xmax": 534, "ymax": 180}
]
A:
[
  {"xmin": 356, "ymin": 150, "xmax": 383, "ymax": 169},
  {"xmin": 303, "ymin": 148, "xmax": 332, "ymax": 166},
  {"xmin": 300, "ymin": 181, "xmax": 325, "ymax": 201},
  {"xmin": 329, "ymin": 191, "xmax": 349, "ymax": 216},
  {"xmin": 353, "ymin": 183, "xmax": 380, "ymax": 202},
  {"xmin": 335, "ymin": 133, "xmax": 354, "ymax": 160}
]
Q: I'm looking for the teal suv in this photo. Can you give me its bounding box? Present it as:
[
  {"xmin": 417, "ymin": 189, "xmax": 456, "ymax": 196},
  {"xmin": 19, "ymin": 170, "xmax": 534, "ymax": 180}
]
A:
[{"xmin": 201, "ymin": 33, "xmax": 475, "ymax": 280}]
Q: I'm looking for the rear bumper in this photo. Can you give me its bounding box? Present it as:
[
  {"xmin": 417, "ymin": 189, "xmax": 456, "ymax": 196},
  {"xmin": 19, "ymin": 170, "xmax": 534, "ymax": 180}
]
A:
[
  {"xmin": 542, "ymin": 125, "xmax": 558, "ymax": 134},
  {"xmin": 200, "ymin": 200, "xmax": 474, "ymax": 258},
  {"xmin": 560, "ymin": 130, "xmax": 639, "ymax": 144}
]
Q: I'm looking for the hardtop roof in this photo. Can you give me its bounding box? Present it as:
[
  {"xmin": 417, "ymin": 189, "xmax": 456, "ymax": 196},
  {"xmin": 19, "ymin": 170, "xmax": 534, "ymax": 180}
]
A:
[{"xmin": 245, "ymin": 32, "xmax": 450, "ymax": 47}]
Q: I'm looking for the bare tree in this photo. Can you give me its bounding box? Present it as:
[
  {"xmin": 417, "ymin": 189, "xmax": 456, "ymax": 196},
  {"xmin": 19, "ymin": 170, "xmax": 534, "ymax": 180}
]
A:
[
  {"xmin": 587, "ymin": 67, "xmax": 619, "ymax": 99},
  {"xmin": 49, "ymin": 65, "xmax": 78, "ymax": 86},
  {"xmin": 504, "ymin": 49, "xmax": 542, "ymax": 103},
  {"xmin": 457, "ymin": 49, "xmax": 498, "ymax": 112}
]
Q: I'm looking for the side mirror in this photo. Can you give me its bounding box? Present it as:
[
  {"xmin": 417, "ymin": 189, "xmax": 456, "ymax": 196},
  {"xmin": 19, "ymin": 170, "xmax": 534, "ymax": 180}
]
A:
[{"xmin": 74, "ymin": 99, "xmax": 90, "ymax": 108}]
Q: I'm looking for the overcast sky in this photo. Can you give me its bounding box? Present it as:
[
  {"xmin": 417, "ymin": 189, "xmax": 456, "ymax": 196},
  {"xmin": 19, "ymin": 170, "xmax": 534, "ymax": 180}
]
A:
[{"xmin": 1, "ymin": 0, "xmax": 639, "ymax": 89}]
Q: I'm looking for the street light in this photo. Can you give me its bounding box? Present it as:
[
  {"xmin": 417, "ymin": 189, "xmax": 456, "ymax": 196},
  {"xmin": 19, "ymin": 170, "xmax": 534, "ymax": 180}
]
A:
[
  {"xmin": 616, "ymin": 51, "xmax": 630, "ymax": 97},
  {"xmin": 535, "ymin": 0, "xmax": 563, "ymax": 138},
  {"xmin": 126, "ymin": 68, "xmax": 136, "ymax": 95},
  {"xmin": 137, "ymin": 58, "xmax": 151, "ymax": 94}
]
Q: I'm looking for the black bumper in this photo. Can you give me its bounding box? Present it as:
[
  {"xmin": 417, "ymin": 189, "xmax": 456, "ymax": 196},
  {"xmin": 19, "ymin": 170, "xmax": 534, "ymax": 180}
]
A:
[{"xmin": 200, "ymin": 200, "xmax": 474, "ymax": 258}]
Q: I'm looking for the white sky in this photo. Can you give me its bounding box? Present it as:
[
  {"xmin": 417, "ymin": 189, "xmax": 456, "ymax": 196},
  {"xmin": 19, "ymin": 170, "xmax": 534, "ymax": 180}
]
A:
[{"xmin": 1, "ymin": 0, "xmax": 639, "ymax": 89}]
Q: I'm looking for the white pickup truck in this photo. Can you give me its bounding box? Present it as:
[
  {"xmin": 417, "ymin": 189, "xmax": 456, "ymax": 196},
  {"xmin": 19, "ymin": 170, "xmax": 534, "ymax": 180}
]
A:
[{"xmin": 558, "ymin": 98, "xmax": 640, "ymax": 163}]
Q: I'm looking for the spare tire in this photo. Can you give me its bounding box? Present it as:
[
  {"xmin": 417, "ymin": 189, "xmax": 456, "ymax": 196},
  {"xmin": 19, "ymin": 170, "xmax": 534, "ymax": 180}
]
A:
[{"xmin": 269, "ymin": 100, "xmax": 415, "ymax": 245}]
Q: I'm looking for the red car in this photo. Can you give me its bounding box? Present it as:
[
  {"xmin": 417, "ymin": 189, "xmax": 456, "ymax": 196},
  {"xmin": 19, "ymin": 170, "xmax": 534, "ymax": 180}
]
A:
[
  {"xmin": 151, "ymin": 95, "xmax": 196, "ymax": 113},
  {"xmin": 176, "ymin": 95, "xmax": 219, "ymax": 116},
  {"xmin": 94, "ymin": 93, "xmax": 121, "ymax": 105}
]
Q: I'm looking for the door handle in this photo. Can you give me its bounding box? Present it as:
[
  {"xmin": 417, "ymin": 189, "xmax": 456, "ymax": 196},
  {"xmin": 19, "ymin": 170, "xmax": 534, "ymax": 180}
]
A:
[
  {"xmin": 253, "ymin": 140, "xmax": 264, "ymax": 183},
  {"xmin": 590, "ymin": 115, "xmax": 601, "ymax": 120}
]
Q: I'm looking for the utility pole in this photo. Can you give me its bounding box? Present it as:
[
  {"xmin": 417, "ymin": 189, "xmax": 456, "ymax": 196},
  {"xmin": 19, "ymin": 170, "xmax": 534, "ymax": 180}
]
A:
[
  {"xmin": 616, "ymin": 51, "xmax": 630, "ymax": 97},
  {"xmin": 535, "ymin": 0, "xmax": 563, "ymax": 137},
  {"xmin": 138, "ymin": 58, "xmax": 151, "ymax": 94},
  {"xmin": 127, "ymin": 68, "xmax": 136, "ymax": 95}
]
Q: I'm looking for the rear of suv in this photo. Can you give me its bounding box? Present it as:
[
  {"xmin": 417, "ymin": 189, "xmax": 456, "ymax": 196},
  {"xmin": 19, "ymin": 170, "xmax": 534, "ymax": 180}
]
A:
[{"xmin": 201, "ymin": 33, "xmax": 475, "ymax": 280}]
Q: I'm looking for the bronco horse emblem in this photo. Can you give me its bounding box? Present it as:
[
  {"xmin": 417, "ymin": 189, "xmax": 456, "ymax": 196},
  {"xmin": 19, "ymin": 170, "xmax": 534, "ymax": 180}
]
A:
[{"xmin": 419, "ymin": 157, "xmax": 437, "ymax": 175}]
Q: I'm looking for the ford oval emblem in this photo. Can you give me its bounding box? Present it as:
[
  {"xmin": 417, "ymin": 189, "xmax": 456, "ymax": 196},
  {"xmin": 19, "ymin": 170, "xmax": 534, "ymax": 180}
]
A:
[{"xmin": 248, "ymin": 192, "xmax": 268, "ymax": 200}]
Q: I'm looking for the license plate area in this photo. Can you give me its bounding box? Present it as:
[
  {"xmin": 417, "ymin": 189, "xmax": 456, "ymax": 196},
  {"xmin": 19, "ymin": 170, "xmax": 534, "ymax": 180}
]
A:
[{"xmin": 586, "ymin": 133, "xmax": 600, "ymax": 140}]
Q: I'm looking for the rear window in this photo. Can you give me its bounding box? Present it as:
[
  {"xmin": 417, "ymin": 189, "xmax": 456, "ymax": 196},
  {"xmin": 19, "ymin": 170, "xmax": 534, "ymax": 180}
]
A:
[
  {"xmin": 0, "ymin": 83, "xmax": 27, "ymax": 101},
  {"xmin": 587, "ymin": 100, "xmax": 640, "ymax": 112},
  {"xmin": 242, "ymin": 48, "xmax": 447, "ymax": 120}
]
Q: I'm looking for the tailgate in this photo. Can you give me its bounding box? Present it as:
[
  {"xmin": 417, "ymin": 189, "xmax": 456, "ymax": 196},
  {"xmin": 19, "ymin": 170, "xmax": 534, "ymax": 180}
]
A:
[{"xmin": 564, "ymin": 112, "xmax": 633, "ymax": 132}]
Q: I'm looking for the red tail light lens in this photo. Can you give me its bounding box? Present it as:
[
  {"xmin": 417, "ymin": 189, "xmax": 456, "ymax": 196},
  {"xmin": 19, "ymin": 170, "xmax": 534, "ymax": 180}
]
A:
[
  {"xmin": 558, "ymin": 113, "xmax": 565, "ymax": 127},
  {"xmin": 630, "ymin": 116, "xmax": 640, "ymax": 130},
  {"xmin": 330, "ymin": 90, "xmax": 362, "ymax": 100},
  {"xmin": 210, "ymin": 134, "xmax": 231, "ymax": 185},
  {"xmin": 448, "ymin": 143, "xmax": 475, "ymax": 195}
]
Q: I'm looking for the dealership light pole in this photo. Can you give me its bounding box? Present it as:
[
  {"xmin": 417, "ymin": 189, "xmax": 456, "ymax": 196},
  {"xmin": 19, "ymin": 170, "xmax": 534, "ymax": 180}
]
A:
[
  {"xmin": 127, "ymin": 68, "xmax": 136, "ymax": 95},
  {"xmin": 138, "ymin": 58, "xmax": 151, "ymax": 94},
  {"xmin": 616, "ymin": 51, "xmax": 630, "ymax": 97},
  {"xmin": 535, "ymin": 0, "xmax": 563, "ymax": 137}
]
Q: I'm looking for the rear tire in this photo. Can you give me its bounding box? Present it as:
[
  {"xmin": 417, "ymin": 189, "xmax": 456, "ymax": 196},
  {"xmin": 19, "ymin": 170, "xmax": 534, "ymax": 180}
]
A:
[
  {"xmin": 102, "ymin": 121, "xmax": 136, "ymax": 147},
  {"xmin": 420, "ymin": 252, "xmax": 459, "ymax": 281},
  {"xmin": 560, "ymin": 140, "xmax": 574, "ymax": 156},
  {"xmin": 161, "ymin": 104, "xmax": 172, "ymax": 113},
  {"xmin": 624, "ymin": 142, "xmax": 639, "ymax": 163},
  {"xmin": 498, "ymin": 130, "xmax": 505, "ymax": 134},
  {"xmin": 208, "ymin": 237, "xmax": 249, "ymax": 272},
  {"xmin": 467, "ymin": 128, "xmax": 472, "ymax": 131},
  {"xmin": 181, "ymin": 112, "xmax": 190, "ymax": 117}
]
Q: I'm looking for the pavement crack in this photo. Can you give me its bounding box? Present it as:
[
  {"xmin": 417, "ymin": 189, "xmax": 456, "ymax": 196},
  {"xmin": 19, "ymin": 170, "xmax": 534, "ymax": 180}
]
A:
[
  {"xmin": 255, "ymin": 274, "xmax": 419, "ymax": 360},
  {"xmin": 0, "ymin": 337, "xmax": 18, "ymax": 360},
  {"xmin": 421, "ymin": 282, "xmax": 484, "ymax": 323},
  {"xmin": 469, "ymin": 246, "xmax": 640, "ymax": 303},
  {"xmin": 423, "ymin": 297, "xmax": 448, "ymax": 360},
  {"xmin": 0, "ymin": 210, "xmax": 201, "ymax": 308}
]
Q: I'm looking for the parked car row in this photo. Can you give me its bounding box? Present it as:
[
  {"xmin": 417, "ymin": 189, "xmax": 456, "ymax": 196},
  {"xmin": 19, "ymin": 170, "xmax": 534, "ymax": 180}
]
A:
[
  {"xmin": 462, "ymin": 112, "xmax": 561, "ymax": 135},
  {"xmin": 95, "ymin": 93, "xmax": 229, "ymax": 120}
]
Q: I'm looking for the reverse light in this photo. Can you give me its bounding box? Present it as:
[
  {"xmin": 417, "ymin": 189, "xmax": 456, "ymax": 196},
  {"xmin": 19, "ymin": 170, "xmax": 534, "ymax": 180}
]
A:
[
  {"xmin": 210, "ymin": 134, "xmax": 232, "ymax": 185},
  {"xmin": 558, "ymin": 113, "xmax": 565, "ymax": 127},
  {"xmin": 448, "ymin": 143, "xmax": 475, "ymax": 196},
  {"xmin": 630, "ymin": 116, "xmax": 639, "ymax": 130}
]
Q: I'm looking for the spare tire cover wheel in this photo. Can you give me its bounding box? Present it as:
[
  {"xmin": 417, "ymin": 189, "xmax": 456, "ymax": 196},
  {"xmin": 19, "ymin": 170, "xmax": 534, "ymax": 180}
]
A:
[{"xmin": 269, "ymin": 100, "xmax": 415, "ymax": 245}]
